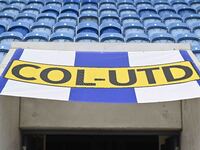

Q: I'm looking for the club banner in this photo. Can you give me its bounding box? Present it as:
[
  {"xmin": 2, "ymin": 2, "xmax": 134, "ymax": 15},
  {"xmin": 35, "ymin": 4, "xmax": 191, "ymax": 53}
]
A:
[{"xmin": 0, "ymin": 48, "xmax": 200, "ymax": 103}]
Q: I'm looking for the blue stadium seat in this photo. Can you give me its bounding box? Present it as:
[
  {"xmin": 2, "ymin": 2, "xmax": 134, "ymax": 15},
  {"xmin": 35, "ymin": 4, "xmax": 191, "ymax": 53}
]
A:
[
  {"xmin": 0, "ymin": 12, "xmax": 15, "ymax": 25},
  {"xmin": 61, "ymin": 5, "xmax": 79, "ymax": 16},
  {"xmin": 100, "ymin": 22, "xmax": 122, "ymax": 35},
  {"xmin": 162, "ymin": 14, "xmax": 183, "ymax": 26},
  {"xmin": 123, "ymin": 22, "xmax": 145, "ymax": 36},
  {"xmin": 0, "ymin": 0, "xmax": 8, "ymax": 6},
  {"xmin": 150, "ymin": 33, "xmax": 175, "ymax": 43},
  {"xmin": 8, "ymin": 22, "xmax": 30, "ymax": 36},
  {"xmin": 58, "ymin": 13, "xmax": 77, "ymax": 25},
  {"xmin": 141, "ymin": 14, "xmax": 162, "ymax": 26},
  {"xmin": 31, "ymin": 22, "xmax": 52, "ymax": 35},
  {"xmin": 54, "ymin": 22, "xmax": 76, "ymax": 36},
  {"xmin": 24, "ymin": 32, "xmax": 49, "ymax": 42},
  {"xmin": 99, "ymin": 5, "xmax": 118, "ymax": 16},
  {"xmin": 28, "ymin": 0, "xmax": 45, "ymax": 8},
  {"xmin": 168, "ymin": 23, "xmax": 191, "ymax": 37},
  {"xmin": 119, "ymin": 6, "xmax": 137, "ymax": 16},
  {"xmin": 10, "ymin": 0, "xmax": 27, "ymax": 9},
  {"xmin": 176, "ymin": 6, "xmax": 196, "ymax": 16},
  {"xmin": 80, "ymin": 5, "xmax": 98, "ymax": 15},
  {"xmin": 121, "ymin": 14, "xmax": 141, "ymax": 25},
  {"xmin": 16, "ymin": 13, "xmax": 36, "ymax": 25},
  {"xmin": 63, "ymin": 0, "xmax": 80, "ymax": 8},
  {"xmin": 22, "ymin": 5, "xmax": 40, "ymax": 15},
  {"xmin": 192, "ymin": 22, "xmax": 200, "ymax": 37},
  {"xmin": 192, "ymin": 44, "xmax": 200, "ymax": 52},
  {"xmin": 184, "ymin": 14, "xmax": 200, "ymax": 26},
  {"xmin": 189, "ymin": 0, "xmax": 200, "ymax": 9},
  {"xmin": 41, "ymin": 6, "xmax": 60, "ymax": 16},
  {"xmin": 75, "ymin": 33, "xmax": 99, "ymax": 42},
  {"xmin": 153, "ymin": 0, "xmax": 170, "ymax": 9},
  {"xmin": 46, "ymin": 0, "xmax": 63, "ymax": 7},
  {"xmin": 176, "ymin": 33, "xmax": 200, "ymax": 47},
  {"xmin": 49, "ymin": 32, "xmax": 74, "ymax": 42},
  {"xmin": 145, "ymin": 23, "xmax": 168, "ymax": 36},
  {"xmin": 0, "ymin": 32, "xmax": 23, "ymax": 44},
  {"xmin": 100, "ymin": 14, "xmax": 120, "ymax": 24},
  {"xmin": 37, "ymin": 13, "xmax": 57, "ymax": 25},
  {"xmin": 137, "ymin": 6, "xmax": 157, "ymax": 16},
  {"xmin": 157, "ymin": 6, "xmax": 176, "ymax": 17},
  {"xmin": 79, "ymin": 13, "xmax": 99, "ymax": 24},
  {"xmin": 81, "ymin": 0, "xmax": 98, "ymax": 7},
  {"xmin": 100, "ymin": 33, "xmax": 124, "ymax": 43},
  {"xmin": 135, "ymin": 0, "xmax": 152, "ymax": 8},
  {"xmin": 0, "ymin": 22, "xmax": 6, "ymax": 34},
  {"xmin": 77, "ymin": 22, "xmax": 99, "ymax": 35},
  {"xmin": 170, "ymin": 0, "xmax": 188, "ymax": 9},
  {"xmin": 117, "ymin": 0, "xmax": 134, "ymax": 8},
  {"xmin": 2, "ymin": 5, "xmax": 21, "ymax": 17},
  {"xmin": 126, "ymin": 33, "xmax": 150, "ymax": 43},
  {"xmin": 196, "ymin": 6, "xmax": 200, "ymax": 14},
  {"xmin": 100, "ymin": 0, "xmax": 116, "ymax": 8}
]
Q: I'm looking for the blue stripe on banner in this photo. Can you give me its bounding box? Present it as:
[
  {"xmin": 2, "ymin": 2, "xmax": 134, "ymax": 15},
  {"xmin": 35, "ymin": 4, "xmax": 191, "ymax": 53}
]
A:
[
  {"xmin": 69, "ymin": 52, "xmax": 137, "ymax": 103},
  {"xmin": 180, "ymin": 50, "xmax": 200, "ymax": 86},
  {"xmin": 0, "ymin": 48, "xmax": 24, "ymax": 93}
]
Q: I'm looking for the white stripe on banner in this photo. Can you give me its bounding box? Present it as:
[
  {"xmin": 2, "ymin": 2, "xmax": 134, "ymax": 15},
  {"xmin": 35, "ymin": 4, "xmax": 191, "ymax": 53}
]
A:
[
  {"xmin": 1, "ymin": 49, "xmax": 76, "ymax": 101},
  {"xmin": 128, "ymin": 51, "xmax": 200, "ymax": 103}
]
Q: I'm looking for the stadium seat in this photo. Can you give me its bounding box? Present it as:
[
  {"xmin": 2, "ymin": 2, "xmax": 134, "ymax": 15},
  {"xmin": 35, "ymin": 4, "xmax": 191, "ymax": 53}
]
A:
[
  {"xmin": 100, "ymin": 33, "xmax": 124, "ymax": 43},
  {"xmin": 28, "ymin": 0, "xmax": 45, "ymax": 8},
  {"xmin": 49, "ymin": 32, "xmax": 74, "ymax": 42},
  {"xmin": 157, "ymin": 6, "xmax": 176, "ymax": 17},
  {"xmin": 63, "ymin": 0, "xmax": 80, "ymax": 8},
  {"xmin": 100, "ymin": 22, "xmax": 122, "ymax": 35},
  {"xmin": 100, "ymin": 14, "xmax": 120, "ymax": 24},
  {"xmin": 0, "ymin": 22, "xmax": 6, "ymax": 34},
  {"xmin": 16, "ymin": 13, "xmax": 36, "ymax": 25},
  {"xmin": 176, "ymin": 6, "xmax": 196, "ymax": 16},
  {"xmin": 145, "ymin": 23, "xmax": 168, "ymax": 36},
  {"xmin": 121, "ymin": 14, "xmax": 141, "ymax": 25},
  {"xmin": 184, "ymin": 14, "xmax": 200, "ymax": 26},
  {"xmin": 170, "ymin": 0, "xmax": 188, "ymax": 9},
  {"xmin": 41, "ymin": 6, "xmax": 60, "ymax": 16},
  {"xmin": 37, "ymin": 13, "xmax": 57, "ymax": 25},
  {"xmin": 0, "ymin": 12, "xmax": 14, "ymax": 25},
  {"xmin": 0, "ymin": 32, "xmax": 23, "ymax": 44},
  {"xmin": 80, "ymin": 5, "xmax": 98, "ymax": 15},
  {"xmin": 153, "ymin": 0, "xmax": 170, "ymax": 9},
  {"xmin": 46, "ymin": 0, "xmax": 63, "ymax": 7},
  {"xmin": 0, "ymin": 0, "xmax": 8, "ymax": 6},
  {"xmin": 77, "ymin": 22, "xmax": 99, "ymax": 35},
  {"xmin": 60, "ymin": 5, "xmax": 79, "ymax": 16},
  {"xmin": 2, "ymin": 5, "xmax": 21, "ymax": 17},
  {"xmin": 99, "ymin": 5, "xmax": 118, "ymax": 16},
  {"xmin": 141, "ymin": 14, "xmax": 162, "ymax": 26},
  {"xmin": 123, "ymin": 22, "xmax": 145, "ymax": 36},
  {"xmin": 79, "ymin": 13, "xmax": 99, "ymax": 24},
  {"xmin": 22, "ymin": 5, "xmax": 40, "ymax": 15},
  {"xmin": 81, "ymin": 0, "xmax": 98, "ymax": 7},
  {"xmin": 119, "ymin": 6, "xmax": 137, "ymax": 16},
  {"xmin": 8, "ymin": 22, "xmax": 30, "ymax": 36},
  {"xmin": 162, "ymin": 14, "xmax": 183, "ymax": 26},
  {"xmin": 54, "ymin": 22, "xmax": 76, "ymax": 36},
  {"xmin": 58, "ymin": 13, "xmax": 77, "ymax": 25},
  {"xmin": 100, "ymin": 0, "xmax": 116, "ymax": 8},
  {"xmin": 10, "ymin": 0, "xmax": 27, "ymax": 9},
  {"xmin": 150, "ymin": 33, "xmax": 175, "ymax": 43},
  {"xmin": 189, "ymin": 0, "xmax": 200, "ymax": 9},
  {"xmin": 192, "ymin": 22, "xmax": 200, "ymax": 37},
  {"xmin": 196, "ymin": 6, "xmax": 200, "ymax": 14},
  {"xmin": 176, "ymin": 33, "xmax": 200, "ymax": 47},
  {"xmin": 192, "ymin": 44, "xmax": 200, "ymax": 52},
  {"xmin": 75, "ymin": 32, "xmax": 99, "ymax": 42},
  {"xmin": 126, "ymin": 33, "xmax": 150, "ymax": 43},
  {"xmin": 31, "ymin": 22, "xmax": 52, "ymax": 35},
  {"xmin": 24, "ymin": 32, "xmax": 49, "ymax": 42},
  {"xmin": 135, "ymin": 0, "xmax": 152, "ymax": 8},
  {"xmin": 168, "ymin": 23, "xmax": 191, "ymax": 37},
  {"xmin": 117, "ymin": 0, "xmax": 134, "ymax": 8},
  {"xmin": 137, "ymin": 6, "xmax": 157, "ymax": 16}
]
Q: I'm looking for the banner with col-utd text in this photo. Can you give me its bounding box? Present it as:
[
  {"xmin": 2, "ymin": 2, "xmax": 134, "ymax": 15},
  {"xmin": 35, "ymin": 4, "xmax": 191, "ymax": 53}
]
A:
[{"xmin": 0, "ymin": 48, "xmax": 200, "ymax": 103}]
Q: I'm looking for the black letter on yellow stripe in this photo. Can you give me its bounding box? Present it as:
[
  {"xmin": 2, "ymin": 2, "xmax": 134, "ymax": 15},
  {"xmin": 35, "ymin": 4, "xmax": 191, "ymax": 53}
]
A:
[
  {"xmin": 137, "ymin": 67, "xmax": 159, "ymax": 84},
  {"xmin": 12, "ymin": 64, "xmax": 39, "ymax": 80},
  {"xmin": 109, "ymin": 69, "xmax": 136, "ymax": 86},
  {"xmin": 163, "ymin": 65, "xmax": 193, "ymax": 82},
  {"xmin": 40, "ymin": 68, "xmax": 71, "ymax": 84},
  {"xmin": 76, "ymin": 70, "xmax": 96, "ymax": 86}
]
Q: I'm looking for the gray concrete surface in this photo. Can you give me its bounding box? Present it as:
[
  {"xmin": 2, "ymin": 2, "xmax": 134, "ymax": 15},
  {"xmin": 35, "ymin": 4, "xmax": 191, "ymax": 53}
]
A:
[{"xmin": 0, "ymin": 96, "xmax": 20, "ymax": 150}]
